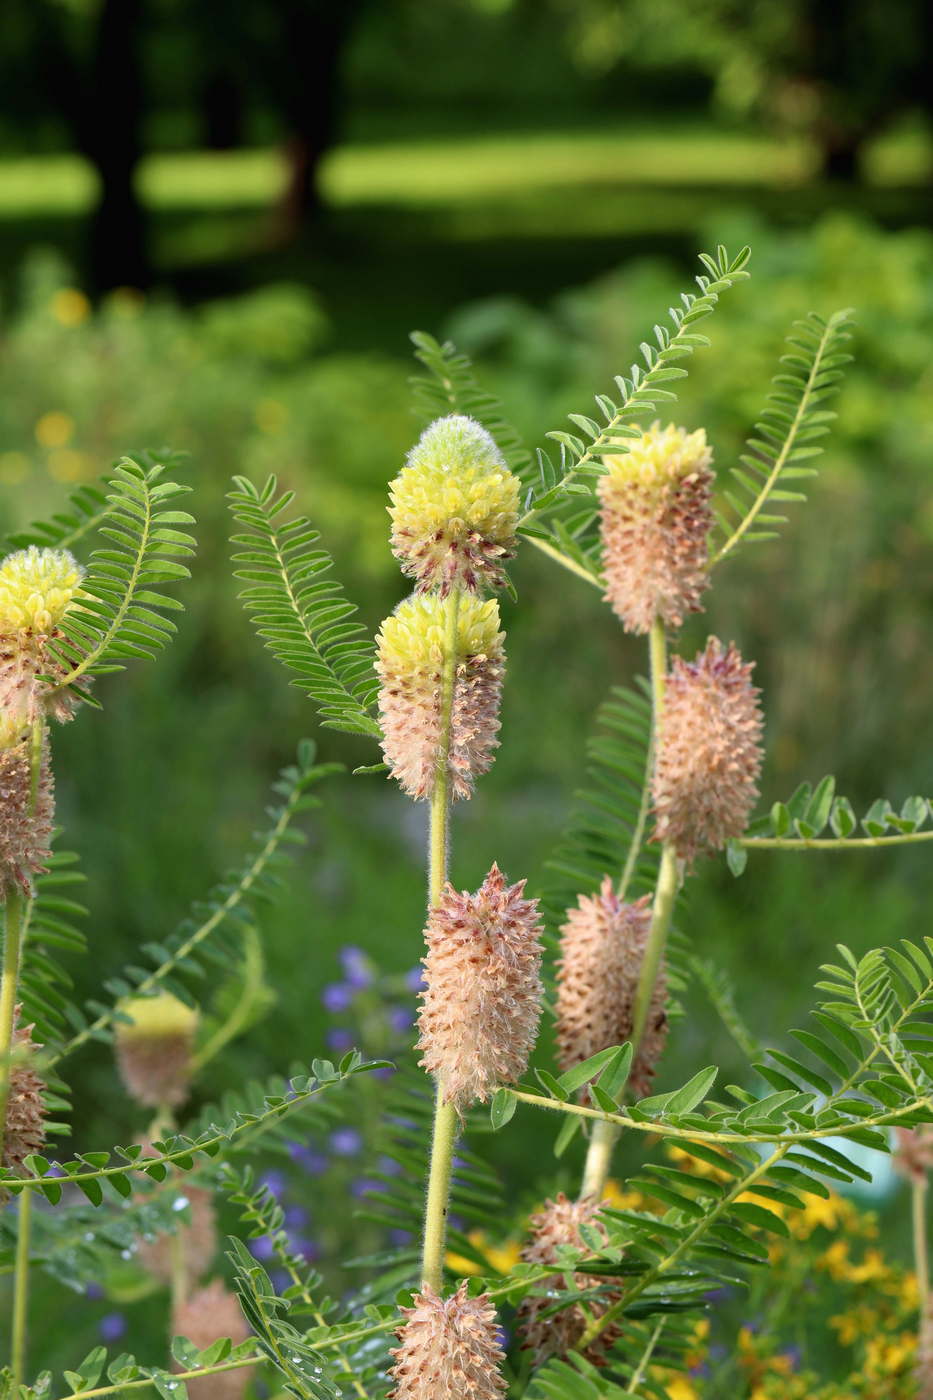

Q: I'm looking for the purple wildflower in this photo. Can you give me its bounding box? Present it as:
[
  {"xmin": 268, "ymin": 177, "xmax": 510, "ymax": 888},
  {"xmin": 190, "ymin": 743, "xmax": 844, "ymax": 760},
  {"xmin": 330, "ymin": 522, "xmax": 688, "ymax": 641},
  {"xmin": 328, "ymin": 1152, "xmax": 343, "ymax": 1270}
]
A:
[{"xmin": 99, "ymin": 1314, "xmax": 126, "ymax": 1343}]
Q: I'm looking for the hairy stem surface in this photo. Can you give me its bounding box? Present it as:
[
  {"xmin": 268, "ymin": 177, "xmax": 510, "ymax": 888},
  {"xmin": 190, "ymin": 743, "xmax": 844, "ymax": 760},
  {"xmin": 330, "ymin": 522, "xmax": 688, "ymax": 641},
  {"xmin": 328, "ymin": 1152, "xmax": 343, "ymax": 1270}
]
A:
[
  {"xmin": 580, "ymin": 619, "xmax": 675, "ymax": 1200},
  {"xmin": 12, "ymin": 1188, "xmax": 32, "ymax": 1384},
  {"xmin": 420, "ymin": 588, "xmax": 461, "ymax": 1292}
]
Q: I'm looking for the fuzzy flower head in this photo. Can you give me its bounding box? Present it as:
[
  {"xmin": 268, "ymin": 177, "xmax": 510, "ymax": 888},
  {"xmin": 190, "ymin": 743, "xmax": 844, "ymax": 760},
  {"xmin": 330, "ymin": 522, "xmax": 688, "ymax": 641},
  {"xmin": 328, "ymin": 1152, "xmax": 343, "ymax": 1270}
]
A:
[
  {"xmin": 417, "ymin": 864, "xmax": 543, "ymax": 1113},
  {"xmin": 556, "ymin": 878, "xmax": 666, "ymax": 1099},
  {"xmin": 389, "ymin": 1282, "xmax": 507, "ymax": 1400},
  {"xmin": 115, "ymin": 992, "xmax": 199, "ymax": 1108},
  {"xmin": 2, "ymin": 1013, "xmax": 47, "ymax": 1174},
  {"xmin": 172, "ymin": 1281, "xmax": 252, "ymax": 1400},
  {"xmin": 389, "ymin": 415, "xmax": 520, "ymax": 595},
  {"xmin": 518, "ymin": 1193, "xmax": 622, "ymax": 1365},
  {"xmin": 0, "ymin": 726, "xmax": 54, "ymax": 898},
  {"xmin": 376, "ymin": 593, "xmax": 505, "ymax": 801},
  {"xmin": 598, "ymin": 422, "xmax": 713, "ymax": 635},
  {"xmin": 652, "ymin": 638, "xmax": 764, "ymax": 864},
  {"xmin": 0, "ymin": 547, "xmax": 83, "ymax": 636}
]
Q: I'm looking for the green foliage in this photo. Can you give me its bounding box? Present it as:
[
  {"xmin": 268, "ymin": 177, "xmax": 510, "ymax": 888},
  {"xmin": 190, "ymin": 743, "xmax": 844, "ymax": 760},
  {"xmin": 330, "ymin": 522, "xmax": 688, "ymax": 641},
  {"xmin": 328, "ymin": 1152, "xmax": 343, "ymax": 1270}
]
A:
[
  {"xmin": 540, "ymin": 679, "xmax": 658, "ymax": 933},
  {"xmin": 526, "ymin": 245, "xmax": 750, "ymax": 520},
  {"xmin": 44, "ymin": 451, "xmax": 195, "ymax": 704},
  {"xmin": 0, "ymin": 1056, "xmax": 386, "ymax": 1204},
  {"xmin": 410, "ymin": 330, "xmax": 535, "ymax": 487},
  {"xmin": 228, "ymin": 476, "xmax": 381, "ymax": 739},
  {"xmin": 2, "ymin": 477, "xmax": 111, "ymax": 556},
  {"xmin": 712, "ymin": 309, "xmax": 855, "ymax": 562},
  {"xmin": 46, "ymin": 743, "xmax": 339, "ymax": 1073},
  {"xmin": 737, "ymin": 774, "xmax": 933, "ymax": 856}
]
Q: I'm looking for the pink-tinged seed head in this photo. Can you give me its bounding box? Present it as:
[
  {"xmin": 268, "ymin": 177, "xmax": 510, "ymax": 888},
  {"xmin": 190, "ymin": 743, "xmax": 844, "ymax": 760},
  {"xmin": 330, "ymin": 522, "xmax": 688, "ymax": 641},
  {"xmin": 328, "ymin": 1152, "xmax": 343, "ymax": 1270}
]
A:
[
  {"xmin": 389, "ymin": 1282, "xmax": 507, "ymax": 1400},
  {"xmin": 598, "ymin": 422, "xmax": 713, "ymax": 635},
  {"xmin": 556, "ymin": 877, "xmax": 667, "ymax": 1099},
  {"xmin": 417, "ymin": 864, "xmax": 544, "ymax": 1113},
  {"xmin": 518, "ymin": 1192, "xmax": 623, "ymax": 1365},
  {"xmin": 376, "ymin": 594, "xmax": 505, "ymax": 802},
  {"xmin": 652, "ymin": 638, "xmax": 764, "ymax": 864}
]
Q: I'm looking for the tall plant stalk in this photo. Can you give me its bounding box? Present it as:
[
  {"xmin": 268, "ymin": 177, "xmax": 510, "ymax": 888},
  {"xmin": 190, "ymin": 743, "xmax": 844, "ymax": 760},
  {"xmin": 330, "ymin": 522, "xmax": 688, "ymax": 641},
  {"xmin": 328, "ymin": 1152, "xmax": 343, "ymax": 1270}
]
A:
[
  {"xmin": 580, "ymin": 619, "xmax": 679, "ymax": 1201},
  {"xmin": 419, "ymin": 588, "xmax": 461, "ymax": 1293}
]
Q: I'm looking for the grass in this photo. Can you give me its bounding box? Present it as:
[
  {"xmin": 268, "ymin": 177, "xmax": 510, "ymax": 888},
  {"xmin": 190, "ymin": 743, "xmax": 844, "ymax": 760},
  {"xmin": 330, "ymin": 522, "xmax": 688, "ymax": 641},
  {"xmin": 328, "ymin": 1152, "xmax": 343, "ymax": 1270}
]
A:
[{"xmin": 0, "ymin": 119, "xmax": 929, "ymax": 222}]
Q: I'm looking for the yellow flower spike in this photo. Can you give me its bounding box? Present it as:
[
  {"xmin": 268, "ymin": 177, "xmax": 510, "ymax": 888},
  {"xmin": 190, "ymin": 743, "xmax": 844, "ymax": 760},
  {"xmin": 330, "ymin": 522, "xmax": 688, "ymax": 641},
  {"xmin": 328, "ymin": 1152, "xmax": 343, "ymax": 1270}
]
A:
[
  {"xmin": 389, "ymin": 415, "xmax": 520, "ymax": 595},
  {"xmin": 598, "ymin": 421, "xmax": 714, "ymax": 634},
  {"xmin": 0, "ymin": 546, "xmax": 83, "ymax": 635},
  {"xmin": 376, "ymin": 593, "xmax": 505, "ymax": 801}
]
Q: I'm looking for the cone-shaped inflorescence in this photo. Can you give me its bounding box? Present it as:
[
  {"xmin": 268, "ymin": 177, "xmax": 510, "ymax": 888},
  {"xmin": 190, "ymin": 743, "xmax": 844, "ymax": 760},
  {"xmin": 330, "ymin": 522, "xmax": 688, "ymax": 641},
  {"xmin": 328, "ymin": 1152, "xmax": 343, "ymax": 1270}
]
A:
[
  {"xmin": 115, "ymin": 992, "xmax": 199, "ymax": 1109},
  {"xmin": 653, "ymin": 638, "xmax": 764, "ymax": 864},
  {"xmin": 376, "ymin": 594, "xmax": 505, "ymax": 801},
  {"xmin": 389, "ymin": 1282, "xmax": 507, "ymax": 1400},
  {"xmin": 0, "ymin": 546, "xmax": 85, "ymax": 726},
  {"xmin": 417, "ymin": 864, "xmax": 543, "ymax": 1114},
  {"xmin": 2, "ymin": 1013, "xmax": 47, "ymax": 1173},
  {"xmin": 172, "ymin": 1280, "xmax": 253, "ymax": 1400},
  {"xmin": 389, "ymin": 415, "xmax": 520, "ymax": 595},
  {"xmin": 0, "ymin": 721, "xmax": 54, "ymax": 898},
  {"xmin": 518, "ymin": 1193, "xmax": 622, "ymax": 1365},
  {"xmin": 556, "ymin": 877, "xmax": 667, "ymax": 1099},
  {"xmin": 598, "ymin": 422, "xmax": 713, "ymax": 635}
]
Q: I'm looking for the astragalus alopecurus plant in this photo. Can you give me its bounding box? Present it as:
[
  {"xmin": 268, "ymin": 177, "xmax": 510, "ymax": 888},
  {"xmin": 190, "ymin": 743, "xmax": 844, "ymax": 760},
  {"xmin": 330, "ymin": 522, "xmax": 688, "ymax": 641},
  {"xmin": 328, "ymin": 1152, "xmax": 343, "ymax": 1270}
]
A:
[{"xmin": 3, "ymin": 249, "xmax": 932, "ymax": 1400}]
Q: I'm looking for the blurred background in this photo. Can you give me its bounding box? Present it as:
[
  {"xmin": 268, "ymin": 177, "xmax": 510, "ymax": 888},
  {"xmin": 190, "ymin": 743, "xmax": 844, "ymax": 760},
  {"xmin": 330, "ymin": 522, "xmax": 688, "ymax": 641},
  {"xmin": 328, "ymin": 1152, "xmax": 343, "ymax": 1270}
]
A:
[{"xmin": 1, "ymin": 0, "xmax": 932, "ymax": 1372}]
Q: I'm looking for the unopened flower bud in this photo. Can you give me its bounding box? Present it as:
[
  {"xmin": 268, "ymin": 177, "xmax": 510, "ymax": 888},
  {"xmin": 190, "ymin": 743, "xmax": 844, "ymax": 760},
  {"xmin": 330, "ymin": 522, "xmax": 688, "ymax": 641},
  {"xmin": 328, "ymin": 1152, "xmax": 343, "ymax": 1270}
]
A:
[
  {"xmin": 389, "ymin": 415, "xmax": 520, "ymax": 595},
  {"xmin": 172, "ymin": 1281, "xmax": 252, "ymax": 1400},
  {"xmin": 417, "ymin": 864, "xmax": 543, "ymax": 1113},
  {"xmin": 653, "ymin": 638, "xmax": 764, "ymax": 863},
  {"xmin": 376, "ymin": 594, "xmax": 504, "ymax": 801},
  {"xmin": 0, "ymin": 725, "xmax": 54, "ymax": 898},
  {"xmin": 518, "ymin": 1193, "xmax": 622, "ymax": 1365},
  {"xmin": 556, "ymin": 878, "xmax": 666, "ymax": 1099},
  {"xmin": 598, "ymin": 422, "xmax": 713, "ymax": 634},
  {"xmin": 389, "ymin": 1282, "xmax": 507, "ymax": 1400},
  {"xmin": 2, "ymin": 1013, "xmax": 47, "ymax": 1173},
  {"xmin": 115, "ymin": 993, "xmax": 199, "ymax": 1108}
]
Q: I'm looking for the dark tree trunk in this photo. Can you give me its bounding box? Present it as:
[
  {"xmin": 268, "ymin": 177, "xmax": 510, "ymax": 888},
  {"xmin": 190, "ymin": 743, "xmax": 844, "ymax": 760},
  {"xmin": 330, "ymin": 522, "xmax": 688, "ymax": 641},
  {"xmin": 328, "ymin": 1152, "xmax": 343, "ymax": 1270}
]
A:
[
  {"xmin": 819, "ymin": 131, "xmax": 862, "ymax": 182},
  {"xmin": 201, "ymin": 69, "xmax": 246, "ymax": 151},
  {"xmin": 270, "ymin": 0, "xmax": 365, "ymax": 237},
  {"xmin": 84, "ymin": 0, "xmax": 148, "ymax": 291}
]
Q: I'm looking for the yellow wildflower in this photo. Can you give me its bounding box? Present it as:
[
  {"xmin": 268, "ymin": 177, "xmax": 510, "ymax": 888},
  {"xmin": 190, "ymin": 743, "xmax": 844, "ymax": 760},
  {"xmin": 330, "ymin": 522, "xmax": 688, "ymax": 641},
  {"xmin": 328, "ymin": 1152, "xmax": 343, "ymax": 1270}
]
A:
[
  {"xmin": 51, "ymin": 288, "xmax": 91, "ymax": 327},
  {"xmin": 0, "ymin": 547, "xmax": 83, "ymax": 635},
  {"xmin": 34, "ymin": 411, "xmax": 74, "ymax": 448}
]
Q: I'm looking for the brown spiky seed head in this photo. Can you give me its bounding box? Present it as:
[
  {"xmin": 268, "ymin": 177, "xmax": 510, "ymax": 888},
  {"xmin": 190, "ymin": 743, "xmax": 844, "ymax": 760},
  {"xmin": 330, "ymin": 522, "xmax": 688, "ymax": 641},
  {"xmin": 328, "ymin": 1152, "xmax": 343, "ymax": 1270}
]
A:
[
  {"xmin": 172, "ymin": 1281, "xmax": 252, "ymax": 1400},
  {"xmin": 417, "ymin": 864, "xmax": 544, "ymax": 1113},
  {"xmin": 518, "ymin": 1193, "xmax": 622, "ymax": 1366},
  {"xmin": 115, "ymin": 993, "xmax": 199, "ymax": 1108},
  {"xmin": 653, "ymin": 638, "xmax": 764, "ymax": 864},
  {"xmin": 389, "ymin": 415, "xmax": 520, "ymax": 595},
  {"xmin": 894, "ymin": 1126, "xmax": 933, "ymax": 1183},
  {"xmin": 3, "ymin": 1013, "xmax": 47, "ymax": 1173},
  {"xmin": 389, "ymin": 1281, "xmax": 507, "ymax": 1400},
  {"xmin": 598, "ymin": 422, "xmax": 713, "ymax": 635},
  {"xmin": 376, "ymin": 594, "xmax": 505, "ymax": 802},
  {"xmin": 556, "ymin": 878, "xmax": 666, "ymax": 1099},
  {"xmin": 138, "ymin": 1185, "xmax": 218, "ymax": 1287},
  {"xmin": 0, "ymin": 725, "xmax": 55, "ymax": 899}
]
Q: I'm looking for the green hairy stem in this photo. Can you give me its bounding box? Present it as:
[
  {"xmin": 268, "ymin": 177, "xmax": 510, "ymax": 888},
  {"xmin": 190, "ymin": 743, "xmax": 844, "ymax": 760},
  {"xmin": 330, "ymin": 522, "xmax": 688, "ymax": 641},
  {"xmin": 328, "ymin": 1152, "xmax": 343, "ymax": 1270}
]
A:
[{"xmin": 420, "ymin": 588, "xmax": 462, "ymax": 1294}]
